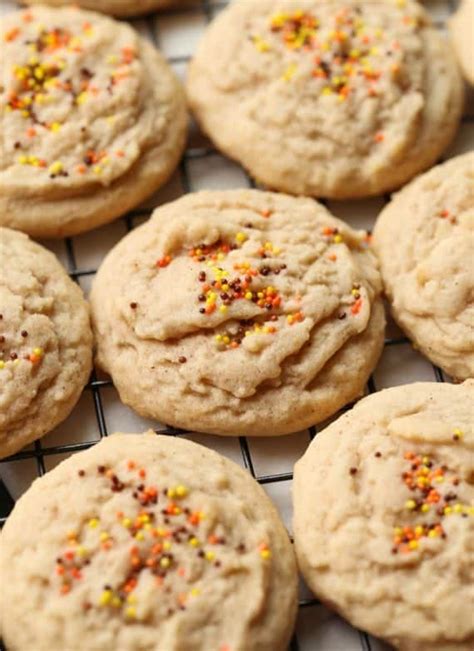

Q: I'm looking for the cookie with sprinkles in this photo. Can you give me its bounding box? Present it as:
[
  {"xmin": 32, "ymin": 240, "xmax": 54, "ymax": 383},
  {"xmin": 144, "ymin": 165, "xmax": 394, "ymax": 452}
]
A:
[
  {"xmin": 0, "ymin": 227, "xmax": 92, "ymax": 459},
  {"xmin": 90, "ymin": 189, "xmax": 385, "ymax": 436},
  {"xmin": 294, "ymin": 380, "xmax": 474, "ymax": 651},
  {"xmin": 187, "ymin": 0, "xmax": 464, "ymax": 199},
  {"xmin": 21, "ymin": 0, "xmax": 182, "ymax": 18},
  {"xmin": 0, "ymin": 6, "xmax": 187, "ymax": 238},
  {"xmin": 373, "ymin": 152, "xmax": 474, "ymax": 381},
  {"xmin": 0, "ymin": 432, "xmax": 298, "ymax": 651},
  {"xmin": 449, "ymin": 0, "xmax": 474, "ymax": 85}
]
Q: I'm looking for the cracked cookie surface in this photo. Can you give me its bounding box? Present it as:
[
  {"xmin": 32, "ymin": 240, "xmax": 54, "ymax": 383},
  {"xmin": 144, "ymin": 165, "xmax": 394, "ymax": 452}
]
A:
[
  {"xmin": 0, "ymin": 6, "xmax": 187, "ymax": 237},
  {"xmin": 0, "ymin": 432, "xmax": 297, "ymax": 651},
  {"xmin": 90, "ymin": 189, "xmax": 385, "ymax": 436},
  {"xmin": 373, "ymin": 152, "xmax": 474, "ymax": 380},
  {"xmin": 0, "ymin": 227, "xmax": 92, "ymax": 458},
  {"xmin": 187, "ymin": 0, "xmax": 463, "ymax": 198},
  {"xmin": 294, "ymin": 380, "xmax": 474, "ymax": 651}
]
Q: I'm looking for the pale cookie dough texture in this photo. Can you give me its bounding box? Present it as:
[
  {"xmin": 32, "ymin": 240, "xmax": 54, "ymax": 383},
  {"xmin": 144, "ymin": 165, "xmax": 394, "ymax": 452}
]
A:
[
  {"xmin": 373, "ymin": 153, "xmax": 474, "ymax": 381},
  {"xmin": 0, "ymin": 6, "xmax": 187, "ymax": 238},
  {"xmin": 0, "ymin": 432, "xmax": 298, "ymax": 651},
  {"xmin": 449, "ymin": 0, "xmax": 474, "ymax": 85},
  {"xmin": 294, "ymin": 381, "xmax": 474, "ymax": 651},
  {"xmin": 22, "ymin": 0, "xmax": 179, "ymax": 17},
  {"xmin": 90, "ymin": 190, "xmax": 385, "ymax": 436},
  {"xmin": 187, "ymin": 0, "xmax": 464, "ymax": 199},
  {"xmin": 0, "ymin": 228, "xmax": 92, "ymax": 459}
]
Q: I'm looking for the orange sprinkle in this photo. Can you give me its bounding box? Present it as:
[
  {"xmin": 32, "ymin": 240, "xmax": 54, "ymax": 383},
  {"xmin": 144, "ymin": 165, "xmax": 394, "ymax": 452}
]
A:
[
  {"xmin": 5, "ymin": 27, "xmax": 20, "ymax": 42},
  {"xmin": 351, "ymin": 298, "xmax": 362, "ymax": 315},
  {"xmin": 60, "ymin": 584, "xmax": 71, "ymax": 595},
  {"xmin": 374, "ymin": 132, "xmax": 384, "ymax": 143}
]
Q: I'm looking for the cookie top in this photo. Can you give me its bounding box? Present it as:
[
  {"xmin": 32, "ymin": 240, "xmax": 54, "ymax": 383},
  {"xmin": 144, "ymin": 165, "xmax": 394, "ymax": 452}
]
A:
[
  {"xmin": 373, "ymin": 153, "xmax": 474, "ymax": 380},
  {"xmin": 0, "ymin": 432, "xmax": 297, "ymax": 651},
  {"xmin": 187, "ymin": 0, "xmax": 463, "ymax": 199},
  {"xmin": 294, "ymin": 381, "xmax": 474, "ymax": 651},
  {"xmin": 0, "ymin": 228, "xmax": 92, "ymax": 459},
  {"xmin": 90, "ymin": 190, "xmax": 385, "ymax": 436},
  {"xmin": 449, "ymin": 0, "xmax": 474, "ymax": 85},
  {"xmin": 0, "ymin": 6, "xmax": 187, "ymax": 238},
  {"xmin": 22, "ymin": 0, "xmax": 177, "ymax": 17}
]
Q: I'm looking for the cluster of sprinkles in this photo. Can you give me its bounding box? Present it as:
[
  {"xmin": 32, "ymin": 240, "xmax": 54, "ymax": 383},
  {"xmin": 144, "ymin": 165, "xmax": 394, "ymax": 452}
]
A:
[
  {"xmin": 55, "ymin": 460, "xmax": 272, "ymax": 620},
  {"xmin": 137, "ymin": 210, "xmax": 371, "ymax": 353},
  {"xmin": 251, "ymin": 3, "xmax": 418, "ymax": 142},
  {"xmin": 0, "ymin": 315, "xmax": 44, "ymax": 370},
  {"xmin": 3, "ymin": 10, "xmax": 137, "ymax": 179},
  {"xmin": 369, "ymin": 442, "xmax": 473, "ymax": 555},
  {"xmin": 438, "ymin": 209, "xmax": 457, "ymax": 225}
]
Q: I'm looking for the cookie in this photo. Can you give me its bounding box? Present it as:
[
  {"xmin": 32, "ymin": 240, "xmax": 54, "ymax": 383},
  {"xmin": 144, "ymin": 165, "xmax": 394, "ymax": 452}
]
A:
[
  {"xmin": 90, "ymin": 189, "xmax": 385, "ymax": 436},
  {"xmin": 293, "ymin": 381, "xmax": 474, "ymax": 651},
  {"xmin": 449, "ymin": 0, "xmax": 474, "ymax": 85},
  {"xmin": 187, "ymin": 0, "xmax": 464, "ymax": 199},
  {"xmin": 0, "ymin": 431, "xmax": 298, "ymax": 651},
  {"xmin": 373, "ymin": 153, "xmax": 474, "ymax": 380},
  {"xmin": 22, "ymin": 0, "xmax": 179, "ymax": 17},
  {"xmin": 0, "ymin": 6, "xmax": 187, "ymax": 238},
  {"xmin": 0, "ymin": 228, "xmax": 92, "ymax": 459}
]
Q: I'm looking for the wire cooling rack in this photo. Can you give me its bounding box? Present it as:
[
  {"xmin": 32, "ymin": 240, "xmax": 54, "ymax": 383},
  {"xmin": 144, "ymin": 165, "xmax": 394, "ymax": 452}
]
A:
[{"xmin": 0, "ymin": 1, "xmax": 472, "ymax": 649}]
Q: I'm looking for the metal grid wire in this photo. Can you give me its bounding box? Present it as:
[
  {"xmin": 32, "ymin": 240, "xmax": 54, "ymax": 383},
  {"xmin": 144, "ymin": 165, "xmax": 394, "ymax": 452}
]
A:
[{"xmin": 0, "ymin": 0, "xmax": 472, "ymax": 649}]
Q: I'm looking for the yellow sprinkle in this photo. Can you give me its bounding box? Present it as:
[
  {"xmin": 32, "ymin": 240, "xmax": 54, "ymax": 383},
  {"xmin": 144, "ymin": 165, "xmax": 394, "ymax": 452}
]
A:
[
  {"xmin": 444, "ymin": 506, "xmax": 452, "ymax": 515},
  {"xmin": 76, "ymin": 546, "xmax": 88, "ymax": 557},
  {"xmin": 414, "ymin": 525, "xmax": 424, "ymax": 536},
  {"xmin": 111, "ymin": 596, "xmax": 121, "ymax": 608},
  {"xmin": 18, "ymin": 155, "xmax": 29, "ymax": 165},
  {"xmin": 88, "ymin": 518, "xmax": 99, "ymax": 529},
  {"xmin": 33, "ymin": 347, "xmax": 43, "ymax": 357},
  {"xmin": 260, "ymin": 549, "xmax": 272, "ymax": 559},
  {"xmin": 99, "ymin": 590, "xmax": 112, "ymax": 606},
  {"xmin": 122, "ymin": 518, "xmax": 132, "ymax": 528},
  {"xmin": 99, "ymin": 532, "xmax": 109, "ymax": 542},
  {"xmin": 428, "ymin": 529, "xmax": 438, "ymax": 538},
  {"xmin": 235, "ymin": 232, "xmax": 247, "ymax": 244},
  {"xmin": 453, "ymin": 428, "xmax": 464, "ymax": 439},
  {"xmin": 163, "ymin": 541, "xmax": 172, "ymax": 551},
  {"xmin": 393, "ymin": 527, "xmax": 403, "ymax": 536},
  {"xmin": 93, "ymin": 165, "xmax": 102, "ymax": 175},
  {"xmin": 219, "ymin": 305, "xmax": 228, "ymax": 314},
  {"xmin": 50, "ymin": 122, "xmax": 61, "ymax": 133},
  {"xmin": 205, "ymin": 551, "xmax": 215, "ymax": 561},
  {"xmin": 160, "ymin": 557, "xmax": 171, "ymax": 568},
  {"xmin": 405, "ymin": 499, "xmax": 417, "ymax": 510},
  {"xmin": 0, "ymin": 361, "xmax": 5, "ymax": 370},
  {"xmin": 282, "ymin": 63, "xmax": 297, "ymax": 82},
  {"xmin": 134, "ymin": 531, "xmax": 145, "ymax": 541},
  {"xmin": 333, "ymin": 234, "xmax": 343, "ymax": 244},
  {"xmin": 215, "ymin": 335, "xmax": 223, "ymax": 343},
  {"xmin": 453, "ymin": 504, "xmax": 463, "ymax": 513},
  {"xmin": 408, "ymin": 540, "xmax": 418, "ymax": 551},
  {"xmin": 76, "ymin": 92, "xmax": 88, "ymax": 105},
  {"xmin": 107, "ymin": 54, "xmax": 119, "ymax": 65},
  {"xmin": 48, "ymin": 161, "xmax": 63, "ymax": 175},
  {"xmin": 176, "ymin": 485, "xmax": 188, "ymax": 498},
  {"xmin": 244, "ymin": 292, "xmax": 253, "ymax": 300},
  {"xmin": 189, "ymin": 537, "xmax": 200, "ymax": 547},
  {"xmin": 125, "ymin": 607, "xmax": 136, "ymax": 619},
  {"xmin": 435, "ymin": 476, "xmax": 444, "ymax": 483},
  {"xmin": 321, "ymin": 86, "xmax": 333, "ymax": 96},
  {"xmin": 190, "ymin": 588, "xmax": 200, "ymax": 597},
  {"xmin": 127, "ymin": 595, "xmax": 137, "ymax": 604},
  {"xmin": 421, "ymin": 504, "xmax": 430, "ymax": 513}
]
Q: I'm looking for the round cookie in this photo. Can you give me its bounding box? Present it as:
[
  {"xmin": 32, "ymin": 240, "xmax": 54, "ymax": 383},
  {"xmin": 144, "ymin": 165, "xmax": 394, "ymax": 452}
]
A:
[
  {"xmin": 22, "ymin": 0, "xmax": 180, "ymax": 18},
  {"xmin": 0, "ymin": 228, "xmax": 92, "ymax": 459},
  {"xmin": 293, "ymin": 381, "xmax": 474, "ymax": 651},
  {"xmin": 373, "ymin": 153, "xmax": 474, "ymax": 380},
  {"xmin": 90, "ymin": 189, "xmax": 385, "ymax": 436},
  {"xmin": 187, "ymin": 0, "xmax": 464, "ymax": 199},
  {"xmin": 0, "ymin": 6, "xmax": 187, "ymax": 238},
  {"xmin": 0, "ymin": 432, "xmax": 298, "ymax": 651},
  {"xmin": 449, "ymin": 0, "xmax": 474, "ymax": 85}
]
